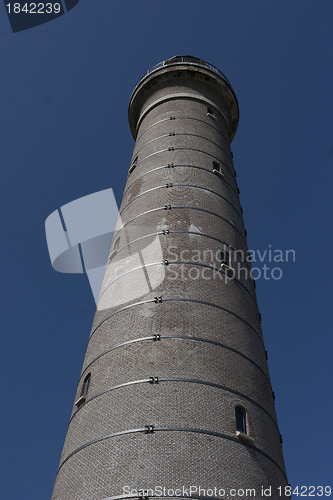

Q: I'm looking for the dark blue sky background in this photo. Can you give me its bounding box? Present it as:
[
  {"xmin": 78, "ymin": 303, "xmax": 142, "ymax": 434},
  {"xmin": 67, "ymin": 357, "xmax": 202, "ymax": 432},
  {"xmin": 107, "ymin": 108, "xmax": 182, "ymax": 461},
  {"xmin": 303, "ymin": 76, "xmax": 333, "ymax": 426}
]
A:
[{"xmin": 1, "ymin": 1, "xmax": 332, "ymax": 498}]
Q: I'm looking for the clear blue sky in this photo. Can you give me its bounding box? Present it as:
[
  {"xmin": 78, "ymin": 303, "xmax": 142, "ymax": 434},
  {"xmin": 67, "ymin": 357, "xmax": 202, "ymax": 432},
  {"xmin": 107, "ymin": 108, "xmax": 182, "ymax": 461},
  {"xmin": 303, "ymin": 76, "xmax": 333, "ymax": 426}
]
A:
[{"xmin": 1, "ymin": 1, "xmax": 332, "ymax": 498}]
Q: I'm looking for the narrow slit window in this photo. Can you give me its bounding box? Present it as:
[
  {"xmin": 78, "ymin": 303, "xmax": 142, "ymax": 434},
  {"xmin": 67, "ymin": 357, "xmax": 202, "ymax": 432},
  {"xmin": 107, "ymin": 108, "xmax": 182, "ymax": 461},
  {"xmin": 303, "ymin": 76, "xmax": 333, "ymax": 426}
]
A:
[
  {"xmin": 82, "ymin": 373, "xmax": 91, "ymax": 398},
  {"xmin": 75, "ymin": 373, "xmax": 91, "ymax": 407},
  {"xmin": 113, "ymin": 237, "xmax": 120, "ymax": 250},
  {"xmin": 108, "ymin": 237, "xmax": 120, "ymax": 262},
  {"xmin": 129, "ymin": 155, "xmax": 138, "ymax": 173},
  {"xmin": 235, "ymin": 406, "xmax": 247, "ymax": 434}
]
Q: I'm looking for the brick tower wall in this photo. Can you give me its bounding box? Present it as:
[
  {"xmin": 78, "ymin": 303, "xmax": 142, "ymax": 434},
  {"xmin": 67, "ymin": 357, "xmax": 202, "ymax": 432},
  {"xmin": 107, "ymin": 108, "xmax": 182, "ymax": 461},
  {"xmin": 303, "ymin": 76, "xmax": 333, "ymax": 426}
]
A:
[{"xmin": 52, "ymin": 58, "xmax": 288, "ymax": 500}]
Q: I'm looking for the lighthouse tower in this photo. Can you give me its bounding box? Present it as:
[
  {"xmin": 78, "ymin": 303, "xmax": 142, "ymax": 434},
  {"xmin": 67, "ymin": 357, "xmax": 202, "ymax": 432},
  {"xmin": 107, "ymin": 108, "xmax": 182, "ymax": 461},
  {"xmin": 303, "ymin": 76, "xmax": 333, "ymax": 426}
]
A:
[{"xmin": 52, "ymin": 56, "xmax": 288, "ymax": 500}]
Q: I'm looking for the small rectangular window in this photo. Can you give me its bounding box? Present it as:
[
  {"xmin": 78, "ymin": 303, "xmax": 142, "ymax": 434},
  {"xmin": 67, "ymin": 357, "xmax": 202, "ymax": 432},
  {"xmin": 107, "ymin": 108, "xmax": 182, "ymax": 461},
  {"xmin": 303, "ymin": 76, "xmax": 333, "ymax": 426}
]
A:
[
  {"xmin": 235, "ymin": 406, "xmax": 247, "ymax": 434},
  {"xmin": 212, "ymin": 161, "xmax": 220, "ymax": 172},
  {"xmin": 219, "ymin": 248, "xmax": 234, "ymax": 274},
  {"xmin": 212, "ymin": 161, "xmax": 224, "ymax": 177},
  {"xmin": 219, "ymin": 250, "xmax": 230, "ymax": 266},
  {"xmin": 235, "ymin": 405, "xmax": 254, "ymax": 444},
  {"xmin": 207, "ymin": 107, "xmax": 215, "ymax": 118}
]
